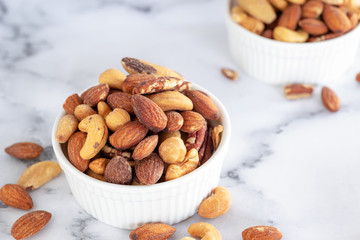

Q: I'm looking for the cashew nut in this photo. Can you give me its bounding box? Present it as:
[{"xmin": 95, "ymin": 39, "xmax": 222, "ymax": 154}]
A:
[
  {"xmin": 165, "ymin": 148, "xmax": 199, "ymax": 181},
  {"xmin": 55, "ymin": 114, "xmax": 78, "ymax": 143},
  {"xmin": 188, "ymin": 222, "xmax": 222, "ymax": 240},
  {"xmin": 78, "ymin": 114, "xmax": 108, "ymax": 160},
  {"xmin": 181, "ymin": 237, "xmax": 196, "ymax": 240},
  {"xmin": 198, "ymin": 186, "xmax": 231, "ymax": 219},
  {"xmin": 105, "ymin": 108, "xmax": 131, "ymax": 132},
  {"xmin": 98, "ymin": 68, "xmax": 126, "ymax": 90},
  {"xmin": 159, "ymin": 130, "xmax": 181, "ymax": 144}
]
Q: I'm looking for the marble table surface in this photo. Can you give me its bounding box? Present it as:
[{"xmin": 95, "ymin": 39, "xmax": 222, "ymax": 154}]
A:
[{"xmin": 1, "ymin": 0, "xmax": 360, "ymax": 239}]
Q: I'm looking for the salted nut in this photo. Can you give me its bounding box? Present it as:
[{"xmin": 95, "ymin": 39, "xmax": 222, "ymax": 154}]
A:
[
  {"xmin": 198, "ymin": 186, "xmax": 232, "ymax": 219},
  {"xmin": 165, "ymin": 148, "xmax": 199, "ymax": 181},
  {"xmin": 78, "ymin": 114, "xmax": 108, "ymax": 160},
  {"xmin": 55, "ymin": 114, "xmax": 78, "ymax": 143},
  {"xmin": 159, "ymin": 137, "xmax": 187, "ymax": 164},
  {"xmin": 188, "ymin": 222, "xmax": 222, "ymax": 240}
]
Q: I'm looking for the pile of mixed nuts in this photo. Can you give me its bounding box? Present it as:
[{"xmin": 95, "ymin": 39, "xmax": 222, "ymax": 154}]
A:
[
  {"xmin": 55, "ymin": 57, "xmax": 224, "ymax": 185},
  {"xmin": 231, "ymin": 0, "xmax": 360, "ymax": 42}
]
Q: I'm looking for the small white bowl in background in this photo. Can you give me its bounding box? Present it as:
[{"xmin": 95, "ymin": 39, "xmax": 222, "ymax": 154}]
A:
[
  {"xmin": 52, "ymin": 83, "xmax": 231, "ymax": 230},
  {"xmin": 225, "ymin": 0, "xmax": 360, "ymax": 85}
]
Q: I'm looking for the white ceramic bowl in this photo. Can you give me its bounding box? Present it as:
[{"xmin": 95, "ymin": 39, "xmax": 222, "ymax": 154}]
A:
[
  {"xmin": 52, "ymin": 83, "xmax": 231, "ymax": 230},
  {"xmin": 225, "ymin": 0, "xmax": 360, "ymax": 85}
]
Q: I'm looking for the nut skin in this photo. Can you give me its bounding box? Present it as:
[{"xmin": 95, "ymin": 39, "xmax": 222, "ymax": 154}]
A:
[
  {"xmin": 302, "ymin": 0, "xmax": 324, "ymax": 19},
  {"xmin": 147, "ymin": 91, "xmax": 193, "ymax": 112},
  {"xmin": 221, "ymin": 68, "xmax": 238, "ymax": 81},
  {"xmin": 198, "ymin": 186, "xmax": 231, "ymax": 219},
  {"xmin": 11, "ymin": 210, "xmax": 52, "ymax": 240},
  {"xmin": 63, "ymin": 93, "xmax": 83, "ymax": 115},
  {"xmin": 242, "ymin": 226, "xmax": 283, "ymax": 240},
  {"xmin": 98, "ymin": 68, "xmax": 126, "ymax": 90},
  {"xmin": 278, "ymin": 4, "xmax": 302, "ymax": 30},
  {"xmin": 122, "ymin": 57, "xmax": 184, "ymax": 80},
  {"xmin": 185, "ymin": 90, "xmax": 220, "ymax": 120},
  {"xmin": 322, "ymin": 86, "xmax": 340, "ymax": 112},
  {"xmin": 105, "ymin": 108, "xmax": 131, "ymax": 132},
  {"xmin": 122, "ymin": 74, "xmax": 155, "ymax": 94},
  {"xmin": 78, "ymin": 114, "xmax": 109, "ymax": 160},
  {"xmin": 81, "ymin": 84, "xmax": 110, "ymax": 107},
  {"xmin": 89, "ymin": 158, "xmax": 110, "ymax": 174},
  {"xmin": 55, "ymin": 114, "xmax": 79, "ymax": 143},
  {"xmin": 165, "ymin": 111, "xmax": 184, "ymax": 132},
  {"xmin": 109, "ymin": 121, "xmax": 148, "ymax": 150},
  {"xmin": 135, "ymin": 153, "xmax": 164, "ymax": 185},
  {"xmin": 107, "ymin": 92, "xmax": 134, "ymax": 114},
  {"xmin": 133, "ymin": 76, "xmax": 183, "ymax": 95},
  {"xmin": 132, "ymin": 135, "xmax": 159, "ymax": 161},
  {"xmin": 0, "ymin": 184, "xmax": 33, "ymax": 210},
  {"xmin": 5, "ymin": 142, "xmax": 43, "ymax": 160},
  {"xmin": 74, "ymin": 104, "xmax": 97, "ymax": 121},
  {"xmin": 180, "ymin": 111, "xmax": 206, "ymax": 133},
  {"xmin": 165, "ymin": 148, "xmax": 199, "ymax": 181},
  {"xmin": 299, "ymin": 18, "xmax": 329, "ymax": 35},
  {"xmin": 284, "ymin": 84, "xmax": 314, "ymax": 100},
  {"xmin": 188, "ymin": 222, "xmax": 222, "ymax": 240},
  {"xmin": 131, "ymin": 94, "xmax": 168, "ymax": 132},
  {"xmin": 159, "ymin": 137, "xmax": 187, "ymax": 164},
  {"xmin": 129, "ymin": 223, "xmax": 176, "ymax": 240},
  {"xmin": 17, "ymin": 161, "xmax": 62, "ymax": 190},
  {"xmin": 67, "ymin": 132, "xmax": 89, "ymax": 172},
  {"xmin": 323, "ymin": 4, "xmax": 352, "ymax": 33},
  {"xmin": 104, "ymin": 156, "xmax": 132, "ymax": 184}
]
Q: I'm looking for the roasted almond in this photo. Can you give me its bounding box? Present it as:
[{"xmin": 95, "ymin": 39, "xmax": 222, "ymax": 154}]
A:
[
  {"xmin": 185, "ymin": 90, "xmax": 220, "ymax": 120},
  {"xmin": 133, "ymin": 76, "xmax": 183, "ymax": 95},
  {"xmin": 0, "ymin": 184, "xmax": 33, "ymax": 210},
  {"xmin": 129, "ymin": 223, "xmax": 176, "ymax": 240},
  {"xmin": 81, "ymin": 84, "xmax": 110, "ymax": 107},
  {"xmin": 131, "ymin": 94, "xmax": 168, "ymax": 132},
  {"xmin": 308, "ymin": 32, "xmax": 343, "ymax": 42},
  {"xmin": 104, "ymin": 156, "xmax": 132, "ymax": 184},
  {"xmin": 17, "ymin": 161, "xmax": 62, "ymax": 190},
  {"xmin": 323, "ymin": 4, "xmax": 352, "ymax": 33},
  {"xmin": 135, "ymin": 153, "xmax": 164, "ymax": 185},
  {"xmin": 242, "ymin": 226, "xmax": 283, "ymax": 240},
  {"xmin": 68, "ymin": 132, "xmax": 89, "ymax": 172},
  {"xmin": 106, "ymin": 92, "xmax": 134, "ymax": 114},
  {"xmin": 147, "ymin": 91, "xmax": 193, "ymax": 112},
  {"xmin": 11, "ymin": 210, "xmax": 52, "ymax": 240},
  {"xmin": 322, "ymin": 86, "xmax": 340, "ymax": 112},
  {"xmin": 63, "ymin": 93, "xmax": 83, "ymax": 115},
  {"xmin": 180, "ymin": 111, "xmax": 206, "ymax": 133},
  {"xmin": 299, "ymin": 18, "xmax": 328, "ymax": 35},
  {"xmin": 356, "ymin": 72, "xmax": 360, "ymax": 83},
  {"xmin": 165, "ymin": 111, "xmax": 184, "ymax": 132},
  {"xmin": 278, "ymin": 4, "xmax": 302, "ymax": 30},
  {"xmin": 5, "ymin": 142, "xmax": 43, "ymax": 160},
  {"xmin": 284, "ymin": 83, "xmax": 314, "ymax": 100},
  {"xmin": 109, "ymin": 121, "xmax": 148, "ymax": 150},
  {"xmin": 302, "ymin": 0, "xmax": 324, "ymax": 18},
  {"xmin": 132, "ymin": 135, "xmax": 159, "ymax": 161}
]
